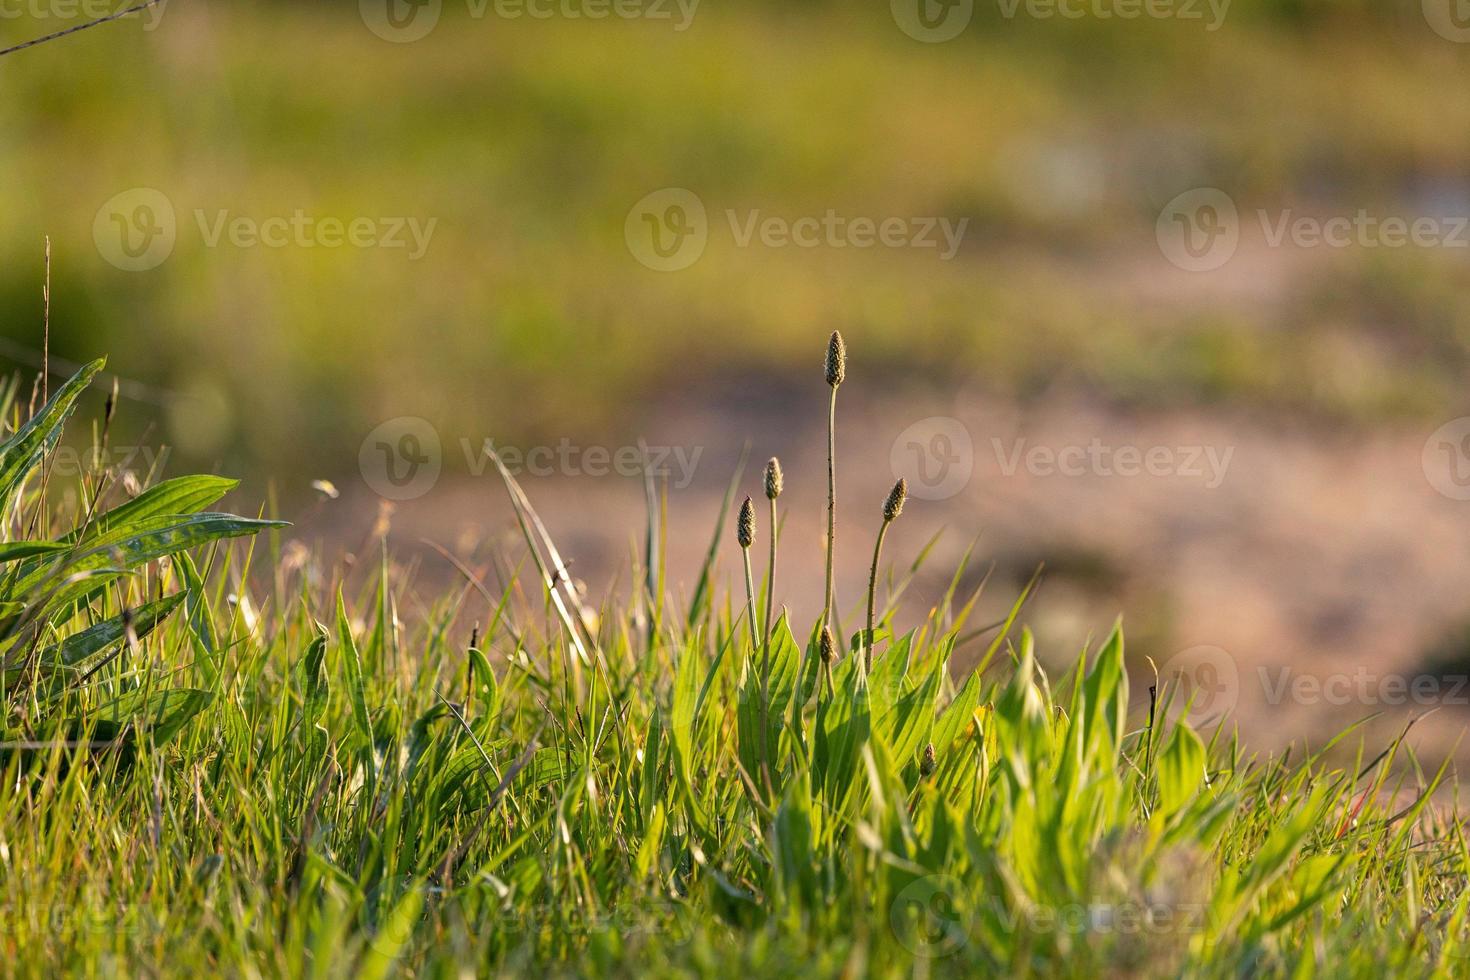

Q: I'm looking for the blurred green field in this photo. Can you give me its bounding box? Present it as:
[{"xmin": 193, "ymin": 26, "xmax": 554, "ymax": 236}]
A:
[{"xmin": 5, "ymin": 0, "xmax": 1470, "ymax": 489}]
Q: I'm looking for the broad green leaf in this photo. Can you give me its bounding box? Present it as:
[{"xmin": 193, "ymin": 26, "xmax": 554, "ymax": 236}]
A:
[
  {"xmin": 932, "ymin": 666, "xmax": 982, "ymax": 756},
  {"xmin": 46, "ymin": 592, "xmax": 185, "ymax": 672},
  {"xmin": 0, "ymin": 358, "xmax": 103, "ymax": 513},
  {"xmin": 736, "ymin": 615, "xmax": 801, "ymax": 783},
  {"xmin": 640, "ymin": 708, "xmax": 664, "ymax": 820},
  {"xmin": 176, "ymin": 552, "xmax": 221, "ymax": 688},
  {"xmin": 869, "ymin": 629, "xmax": 913, "ymax": 698},
  {"xmin": 1156, "ymin": 721, "xmax": 1207, "ymax": 817},
  {"xmin": 336, "ymin": 593, "xmax": 375, "ymax": 777},
  {"xmin": 874, "ymin": 659, "xmax": 942, "ymax": 770},
  {"xmin": 467, "ymin": 644, "xmax": 497, "ymax": 718},
  {"xmin": 635, "ymin": 802, "xmax": 666, "ymax": 880},
  {"xmin": 670, "ymin": 631, "xmax": 702, "ymax": 780},
  {"xmin": 356, "ymin": 880, "xmax": 424, "ymax": 980},
  {"xmin": 814, "ymin": 659, "xmax": 871, "ymax": 813},
  {"xmin": 18, "ymin": 512, "xmax": 288, "ymax": 603},
  {"xmin": 773, "ymin": 771, "xmax": 818, "ymax": 909},
  {"xmin": 0, "ymin": 541, "xmax": 67, "ymax": 562},
  {"xmin": 67, "ymin": 475, "xmax": 238, "ymax": 543},
  {"xmin": 1080, "ymin": 624, "xmax": 1127, "ymax": 764},
  {"xmin": 300, "ymin": 629, "xmax": 329, "ymax": 726},
  {"xmin": 87, "ymin": 686, "xmax": 213, "ymax": 744}
]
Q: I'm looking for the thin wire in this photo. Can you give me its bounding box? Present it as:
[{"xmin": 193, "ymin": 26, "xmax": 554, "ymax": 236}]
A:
[
  {"xmin": 0, "ymin": 0, "xmax": 165, "ymax": 59},
  {"xmin": 0, "ymin": 337, "xmax": 184, "ymax": 407}
]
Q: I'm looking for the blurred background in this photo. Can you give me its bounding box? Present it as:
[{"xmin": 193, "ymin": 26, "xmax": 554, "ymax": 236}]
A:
[{"xmin": 6, "ymin": 0, "xmax": 1470, "ymax": 759}]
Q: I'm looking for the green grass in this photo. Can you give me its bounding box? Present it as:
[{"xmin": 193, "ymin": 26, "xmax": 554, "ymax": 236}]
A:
[{"xmin": 1, "ymin": 356, "xmax": 1468, "ymax": 976}]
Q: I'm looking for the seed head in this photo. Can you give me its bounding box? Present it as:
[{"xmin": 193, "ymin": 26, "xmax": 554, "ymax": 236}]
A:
[
  {"xmin": 825, "ymin": 331, "xmax": 846, "ymax": 387},
  {"xmin": 819, "ymin": 624, "xmax": 837, "ymax": 664},
  {"xmin": 883, "ymin": 478, "xmax": 907, "ymax": 522},
  {"xmin": 737, "ymin": 496, "xmax": 755, "ymax": 549},
  {"xmin": 919, "ymin": 742, "xmax": 937, "ymax": 777},
  {"xmin": 764, "ymin": 457, "xmax": 783, "ymax": 500}
]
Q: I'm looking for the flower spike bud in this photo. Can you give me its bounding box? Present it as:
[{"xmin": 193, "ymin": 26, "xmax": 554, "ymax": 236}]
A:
[
  {"xmin": 737, "ymin": 496, "xmax": 755, "ymax": 549},
  {"xmin": 819, "ymin": 624, "xmax": 837, "ymax": 665},
  {"xmin": 764, "ymin": 457, "xmax": 783, "ymax": 500},
  {"xmin": 825, "ymin": 330, "xmax": 846, "ymax": 387},
  {"xmin": 883, "ymin": 478, "xmax": 907, "ymax": 523}
]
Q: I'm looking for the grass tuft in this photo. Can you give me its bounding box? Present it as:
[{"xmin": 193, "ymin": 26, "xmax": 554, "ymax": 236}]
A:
[{"xmin": 0, "ymin": 348, "xmax": 1466, "ymax": 976}]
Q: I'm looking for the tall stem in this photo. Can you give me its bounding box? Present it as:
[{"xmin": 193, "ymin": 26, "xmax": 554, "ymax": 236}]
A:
[
  {"xmin": 764, "ymin": 500, "xmax": 778, "ymax": 652},
  {"xmin": 741, "ymin": 546, "xmax": 768, "ymax": 789},
  {"xmin": 741, "ymin": 547, "xmax": 760, "ymax": 657},
  {"xmin": 761, "ymin": 498, "xmax": 777, "ymax": 784},
  {"xmin": 823, "ymin": 386, "xmax": 837, "ymax": 631},
  {"xmin": 866, "ymin": 519, "xmax": 890, "ymax": 674}
]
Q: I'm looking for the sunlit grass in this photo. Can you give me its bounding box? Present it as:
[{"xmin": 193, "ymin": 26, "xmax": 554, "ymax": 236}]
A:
[{"xmin": 0, "ymin": 356, "xmax": 1466, "ymax": 975}]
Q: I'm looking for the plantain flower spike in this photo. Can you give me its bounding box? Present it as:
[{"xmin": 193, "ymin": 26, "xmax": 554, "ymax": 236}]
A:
[
  {"xmin": 819, "ymin": 624, "xmax": 837, "ymax": 664},
  {"xmin": 825, "ymin": 330, "xmax": 846, "ymax": 387},
  {"xmin": 764, "ymin": 457, "xmax": 783, "ymax": 500},
  {"xmin": 737, "ymin": 496, "xmax": 755, "ymax": 549},
  {"xmin": 883, "ymin": 478, "xmax": 907, "ymax": 523}
]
